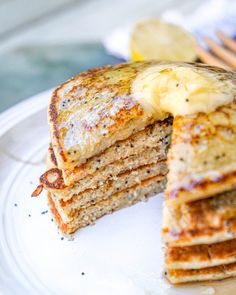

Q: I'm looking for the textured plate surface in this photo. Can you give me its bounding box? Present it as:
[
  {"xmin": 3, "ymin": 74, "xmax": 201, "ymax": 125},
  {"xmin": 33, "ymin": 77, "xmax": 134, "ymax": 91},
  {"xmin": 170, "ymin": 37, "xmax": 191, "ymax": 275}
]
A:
[{"xmin": 0, "ymin": 90, "xmax": 236, "ymax": 295}]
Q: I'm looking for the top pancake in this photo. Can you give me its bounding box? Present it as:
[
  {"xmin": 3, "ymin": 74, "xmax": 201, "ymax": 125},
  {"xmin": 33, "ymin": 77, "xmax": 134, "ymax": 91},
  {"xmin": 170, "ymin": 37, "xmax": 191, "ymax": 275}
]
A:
[{"xmin": 49, "ymin": 61, "xmax": 156, "ymax": 171}]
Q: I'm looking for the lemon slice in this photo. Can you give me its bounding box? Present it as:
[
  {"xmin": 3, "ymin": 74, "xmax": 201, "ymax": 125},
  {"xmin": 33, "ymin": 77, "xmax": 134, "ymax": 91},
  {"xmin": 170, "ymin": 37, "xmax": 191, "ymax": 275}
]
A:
[{"xmin": 130, "ymin": 18, "xmax": 197, "ymax": 62}]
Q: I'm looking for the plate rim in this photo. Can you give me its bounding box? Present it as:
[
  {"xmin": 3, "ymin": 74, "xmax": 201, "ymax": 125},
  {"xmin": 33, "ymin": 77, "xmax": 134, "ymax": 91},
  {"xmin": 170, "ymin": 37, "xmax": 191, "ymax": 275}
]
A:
[{"xmin": 0, "ymin": 89, "xmax": 52, "ymax": 136}]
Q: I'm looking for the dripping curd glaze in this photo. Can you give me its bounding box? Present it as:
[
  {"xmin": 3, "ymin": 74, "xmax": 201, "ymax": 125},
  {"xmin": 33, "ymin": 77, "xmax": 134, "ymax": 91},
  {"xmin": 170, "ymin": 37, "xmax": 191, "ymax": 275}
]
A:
[{"xmin": 132, "ymin": 64, "xmax": 235, "ymax": 119}]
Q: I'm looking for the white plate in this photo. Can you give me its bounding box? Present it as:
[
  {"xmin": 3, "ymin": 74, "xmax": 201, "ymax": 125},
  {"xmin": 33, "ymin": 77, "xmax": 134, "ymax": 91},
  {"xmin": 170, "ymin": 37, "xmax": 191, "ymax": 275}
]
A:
[{"xmin": 0, "ymin": 90, "xmax": 236, "ymax": 295}]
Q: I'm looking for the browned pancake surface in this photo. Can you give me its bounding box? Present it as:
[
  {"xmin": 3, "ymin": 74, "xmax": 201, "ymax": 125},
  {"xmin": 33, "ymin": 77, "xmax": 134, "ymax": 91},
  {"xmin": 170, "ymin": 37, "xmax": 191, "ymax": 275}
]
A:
[
  {"xmin": 163, "ymin": 189, "xmax": 236, "ymax": 246},
  {"xmin": 165, "ymin": 100, "xmax": 236, "ymax": 207}
]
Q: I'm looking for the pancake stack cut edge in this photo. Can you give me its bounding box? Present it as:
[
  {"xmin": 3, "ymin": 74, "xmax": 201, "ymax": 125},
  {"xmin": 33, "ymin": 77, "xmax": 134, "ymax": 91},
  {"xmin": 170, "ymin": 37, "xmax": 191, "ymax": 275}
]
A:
[
  {"xmin": 163, "ymin": 99, "xmax": 236, "ymax": 283},
  {"xmin": 44, "ymin": 118, "xmax": 172, "ymax": 234},
  {"xmin": 32, "ymin": 61, "xmax": 236, "ymax": 285},
  {"xmin": 33, "ymin": 61, "xmax": 175, "ymax": 235}
]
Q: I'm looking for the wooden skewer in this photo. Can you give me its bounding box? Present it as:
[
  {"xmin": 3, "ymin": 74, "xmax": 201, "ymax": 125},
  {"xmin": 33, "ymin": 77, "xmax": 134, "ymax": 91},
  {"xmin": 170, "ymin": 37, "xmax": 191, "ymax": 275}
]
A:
[
  {"xmin": 204, "ymin": 36, "xmax": 236, "ymax": 69},
  {"xmin": 195, "ymin": 45, "xmax": 231, "ymax": 70},
  {"xmin": 216, "ymin": 31, "xmax": 236, "ymax": 54},
  {"xmin": 196, "ymin": 32, "xmax": 236, "ymax": 70}
]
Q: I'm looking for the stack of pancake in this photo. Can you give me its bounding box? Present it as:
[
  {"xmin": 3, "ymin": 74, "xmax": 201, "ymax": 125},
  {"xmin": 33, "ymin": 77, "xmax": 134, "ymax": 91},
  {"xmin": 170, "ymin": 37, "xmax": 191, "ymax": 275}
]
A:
[
  {"xmin": 162, "ymin": 100, "xmax": 236, "ymax": 283},
  {"xmin": 33, "ymin": 61, "xmax": 173, "ymax": 234},
  {"xmin": 33, "ymin": 60, "xmax": 236, "ymax": 284}
]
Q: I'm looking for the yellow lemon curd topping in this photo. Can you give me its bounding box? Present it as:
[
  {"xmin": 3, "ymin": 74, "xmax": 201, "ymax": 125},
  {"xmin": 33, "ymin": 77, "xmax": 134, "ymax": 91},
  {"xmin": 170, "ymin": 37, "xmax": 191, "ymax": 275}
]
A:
[{"xmin": 132, "ymin": 64, "xmax": 235, "ymax": 119}]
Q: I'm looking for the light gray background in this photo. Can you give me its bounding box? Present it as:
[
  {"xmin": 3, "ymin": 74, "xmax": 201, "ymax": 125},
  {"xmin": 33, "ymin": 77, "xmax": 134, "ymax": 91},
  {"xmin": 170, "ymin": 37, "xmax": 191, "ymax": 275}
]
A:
[{"xmin": 0, "ymin": 0, "xmax": 204, "ymax": 112}]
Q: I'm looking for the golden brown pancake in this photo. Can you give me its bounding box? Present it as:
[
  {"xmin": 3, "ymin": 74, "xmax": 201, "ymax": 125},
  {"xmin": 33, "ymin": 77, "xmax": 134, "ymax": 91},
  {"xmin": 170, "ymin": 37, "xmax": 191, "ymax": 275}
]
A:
[
  {"xmin": 165, "ymin": 100, "xmax": 236, "ymax": 207},
  {"xmin": 163, "ymin": 189, "xmax": 236, "ymax": 247},
  {"xmin": 166, "ymin": 238, "xmax": 236, "ymax": 270},
  {"xmin": 166, "ymin": 261, "xmax": 236, "ymax": 284},
  {"xmin": 49, "ymin": 62, "xmax": 158, "ymax": 173}
]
